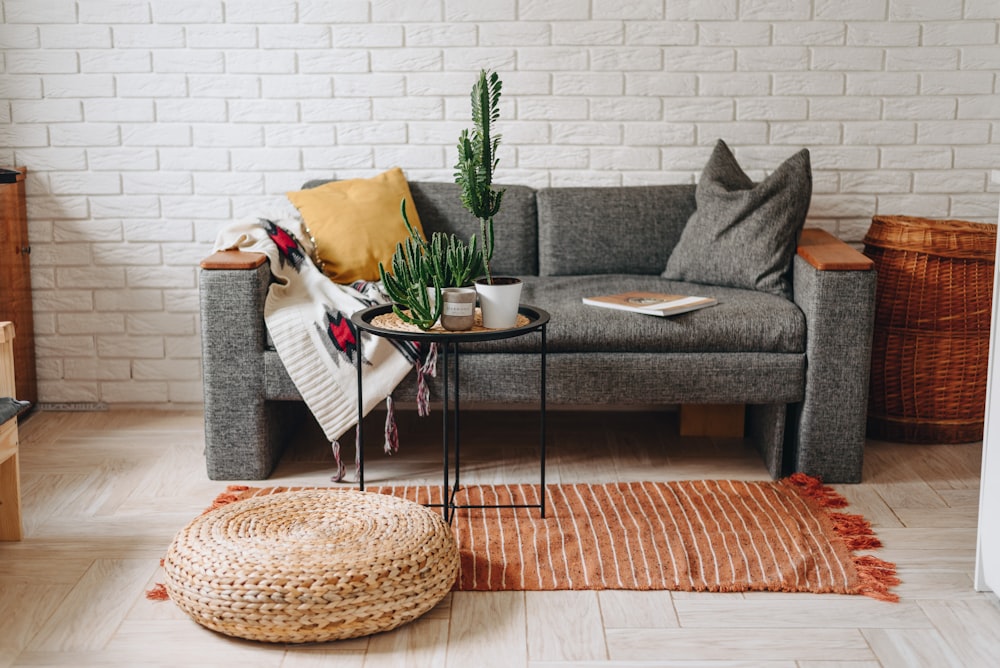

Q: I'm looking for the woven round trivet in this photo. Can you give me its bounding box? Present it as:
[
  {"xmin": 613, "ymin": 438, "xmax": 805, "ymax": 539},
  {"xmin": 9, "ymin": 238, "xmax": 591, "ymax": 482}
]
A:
[
  {"xmin": 372, "ymin": 307, "xmax": 530, "ymax": 333},
  {"xmin": 162, "ymin": 489, "xmax": 459, "ymax": 643}
]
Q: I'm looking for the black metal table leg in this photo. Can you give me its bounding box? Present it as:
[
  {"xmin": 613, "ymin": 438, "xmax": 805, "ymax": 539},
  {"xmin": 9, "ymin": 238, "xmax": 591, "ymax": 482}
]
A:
[
  {"xmin": 540, "ymin": 323, "xmax": 546, "ymax": 518},
  {"xmin": 356, "ymin": 332, "xmax": 364, "ymax": 491},
  {"xmin": 441, "ymin": 341, "xmax": 450, "ymax": 522},
  {"xmin": 453, "ymin": 341, "xmax": 461, "ymax": 506}
]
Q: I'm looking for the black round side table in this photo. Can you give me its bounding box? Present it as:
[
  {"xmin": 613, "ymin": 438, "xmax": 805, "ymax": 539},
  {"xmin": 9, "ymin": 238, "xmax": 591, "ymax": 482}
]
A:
[{"xmin": 351, "ymin": 304, "xmax": 550, "ymax": 521}]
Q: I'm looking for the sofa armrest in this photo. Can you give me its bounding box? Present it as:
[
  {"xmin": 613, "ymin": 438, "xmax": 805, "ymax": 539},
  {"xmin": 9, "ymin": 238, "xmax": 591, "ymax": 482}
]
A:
[
  {"xmin": 199, "ymin": 256, "xmax": 280, "ymax": 479},
  {"xmin": 201, "ymin": 249, "xmax": 267, "ymax": 270},
  {"xmin": 797, "ymin": 228, "xmax": 874, "ymax": 271},
  {"xmin": 788, "ymin": 234, "xmax": 876, "ymax": 483}
]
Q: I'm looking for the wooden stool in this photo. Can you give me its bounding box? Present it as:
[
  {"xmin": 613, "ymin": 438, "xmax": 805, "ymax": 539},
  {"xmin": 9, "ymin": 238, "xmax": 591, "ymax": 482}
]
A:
[{"xmin": 1, "ymin": 322, "xmax": 23, "ymax": 541}]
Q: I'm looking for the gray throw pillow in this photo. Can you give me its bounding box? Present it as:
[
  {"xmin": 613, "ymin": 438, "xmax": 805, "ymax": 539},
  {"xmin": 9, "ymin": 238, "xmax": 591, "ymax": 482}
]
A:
[{"xmin": 662, "ymin": 139, "xmax": 811, "ymax": 299}]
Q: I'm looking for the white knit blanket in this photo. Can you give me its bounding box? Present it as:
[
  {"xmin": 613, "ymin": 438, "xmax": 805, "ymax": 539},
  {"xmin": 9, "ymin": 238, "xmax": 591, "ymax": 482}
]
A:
[{"xmin": 214, "ymin": 216, "xmax": 424, "ymax": 480}]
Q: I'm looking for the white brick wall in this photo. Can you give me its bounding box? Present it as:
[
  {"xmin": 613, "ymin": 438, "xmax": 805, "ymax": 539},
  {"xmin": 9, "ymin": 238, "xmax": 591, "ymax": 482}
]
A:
[{"xmin": 1, "ymin": 0, "xmax": 998, "ymax": 406}]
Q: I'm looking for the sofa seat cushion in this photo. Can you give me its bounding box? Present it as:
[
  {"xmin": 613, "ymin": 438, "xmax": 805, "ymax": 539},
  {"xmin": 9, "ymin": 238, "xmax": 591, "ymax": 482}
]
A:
[{"xmin": 464, "ymin": 275, "xmax": 805, "ymax": 355}]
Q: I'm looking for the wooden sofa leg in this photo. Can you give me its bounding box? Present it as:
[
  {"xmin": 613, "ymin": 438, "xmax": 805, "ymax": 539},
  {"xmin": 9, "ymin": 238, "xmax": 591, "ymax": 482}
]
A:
[{"xmin": 679, "ymin": 404, "xmax": 746, "ymax": 438}]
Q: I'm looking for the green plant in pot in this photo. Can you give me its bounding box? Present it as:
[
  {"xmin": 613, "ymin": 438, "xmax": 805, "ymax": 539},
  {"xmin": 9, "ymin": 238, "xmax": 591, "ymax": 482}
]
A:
[
  {"xmin": 378, "ymin": 200, "xmax": 484, "ymax": 331},
  {"xmin": 455, "ymin": 69, "xmax": 522, "ymax": 329}
]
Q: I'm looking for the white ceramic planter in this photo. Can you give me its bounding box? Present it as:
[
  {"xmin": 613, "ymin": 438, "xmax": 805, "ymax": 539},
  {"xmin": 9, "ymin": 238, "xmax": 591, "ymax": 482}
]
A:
[{"xmin": 475, "ymin": 277, "xmax": 523, "ymax": 329}]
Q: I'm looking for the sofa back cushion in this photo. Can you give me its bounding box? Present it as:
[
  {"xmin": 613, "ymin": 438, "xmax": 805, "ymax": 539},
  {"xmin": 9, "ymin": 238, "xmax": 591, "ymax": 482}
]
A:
[
  {"xmin": 537, "ymin": 185, "xmax": 696, "ymax": 276},
  {"xmin": 290, "ymin": 168, "xmax": 425, "ymax": 283},
  {"xmin": 409, "ymin": 182, "xmax": 538, "ymax": 276},
  {"xmin": 662, "ymin": 140, "xmax": 811, "ymax": 300}
]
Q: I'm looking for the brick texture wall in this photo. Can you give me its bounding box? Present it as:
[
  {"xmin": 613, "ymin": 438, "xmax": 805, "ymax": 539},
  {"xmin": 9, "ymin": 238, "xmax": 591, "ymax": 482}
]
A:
[{"xmin": 1, "ymin": 0, "xmax": 998, "ymax": 406}]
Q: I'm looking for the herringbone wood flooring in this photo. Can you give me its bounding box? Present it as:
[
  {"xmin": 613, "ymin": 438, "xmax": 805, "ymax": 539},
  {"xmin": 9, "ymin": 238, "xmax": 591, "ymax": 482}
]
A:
[{"xmin": 1, "ymin": 407, "xmax": 997, "ymax": 667}]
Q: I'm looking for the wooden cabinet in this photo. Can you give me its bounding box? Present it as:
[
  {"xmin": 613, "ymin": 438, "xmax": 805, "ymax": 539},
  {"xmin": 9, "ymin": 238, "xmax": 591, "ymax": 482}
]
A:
[{"xmin": 0, "ymin": 167, "xmax": 36, "ymax": 405}]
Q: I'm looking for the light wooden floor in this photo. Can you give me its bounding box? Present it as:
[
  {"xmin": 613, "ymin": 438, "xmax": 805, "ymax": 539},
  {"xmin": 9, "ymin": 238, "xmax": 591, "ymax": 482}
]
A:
[{"xmin": 1, "ymin": 407, "xmax": 998, "ymax": 667}]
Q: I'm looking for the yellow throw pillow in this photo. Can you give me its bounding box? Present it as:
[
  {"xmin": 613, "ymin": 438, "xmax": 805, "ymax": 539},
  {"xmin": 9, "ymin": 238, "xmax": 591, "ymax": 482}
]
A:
[{"xmin": 286, "ymin": 167, "xmax": 424, "ymax": 283}]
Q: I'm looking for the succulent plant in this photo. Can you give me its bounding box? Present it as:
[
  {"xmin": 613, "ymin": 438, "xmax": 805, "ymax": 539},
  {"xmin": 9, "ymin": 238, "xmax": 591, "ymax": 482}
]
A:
[
  {"xmin": 378, "ymin": 200, "xmax": 485, "ymax": 330},
  {"xmin": 379, "ymin": 235, "xmax": 441, "ymax": 330}
]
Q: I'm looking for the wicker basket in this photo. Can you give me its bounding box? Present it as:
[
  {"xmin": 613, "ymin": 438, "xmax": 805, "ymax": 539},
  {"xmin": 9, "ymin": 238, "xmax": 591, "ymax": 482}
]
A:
[
  {"xmin": 863, "ymin": 214, "xmax": 996, "ymax": 443},
  {"xmin": 163, "ymin": 489, "xmax": 459, "ymax": 643}
]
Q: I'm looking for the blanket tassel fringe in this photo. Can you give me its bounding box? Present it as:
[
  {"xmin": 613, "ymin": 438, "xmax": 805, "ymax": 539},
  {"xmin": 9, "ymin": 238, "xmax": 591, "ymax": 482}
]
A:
[
  {"xmin": 415, "ymin": 343, "xmax": 437, "ymax": 417},
  {"xmin": 327, "ymin": 343, "xmax": 437, "ymax": 482},
  {"xmin": 785, "ymin": 472, "xmax": 900, "ymax": 602},
  {"xmin": 384, "ymin": 395, "xmax": 399, "ymax": 454},
  {"xmin": 330, "ymin": 439, "xmax": 347, "ymax": 483},
  {"xmin": 328, "ymin": 395, "xmax": 404, "ymax": 483}
]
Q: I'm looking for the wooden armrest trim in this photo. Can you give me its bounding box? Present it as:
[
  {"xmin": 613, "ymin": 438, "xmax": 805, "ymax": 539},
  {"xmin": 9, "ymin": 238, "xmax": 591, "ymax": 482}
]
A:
[
  {"xmin": 797, "ymin": 228, "xmax": 874, "ymax": 271},
  {"xmin": 200, "ymin": 250, "xmax": 267, "ymax": 270}
]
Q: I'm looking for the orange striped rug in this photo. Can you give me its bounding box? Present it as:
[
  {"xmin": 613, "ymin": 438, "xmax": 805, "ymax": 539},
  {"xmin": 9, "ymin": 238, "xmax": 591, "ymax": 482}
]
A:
[{"xmin": 205, "ymin": 474, "xmax": 899, "ymax": 602}]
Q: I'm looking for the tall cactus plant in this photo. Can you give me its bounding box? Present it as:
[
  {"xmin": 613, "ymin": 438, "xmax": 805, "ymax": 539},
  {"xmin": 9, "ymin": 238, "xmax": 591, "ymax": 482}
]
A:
[{"xmin": 454, "ymin": 69, "xmax": 505, "ymax": 285}]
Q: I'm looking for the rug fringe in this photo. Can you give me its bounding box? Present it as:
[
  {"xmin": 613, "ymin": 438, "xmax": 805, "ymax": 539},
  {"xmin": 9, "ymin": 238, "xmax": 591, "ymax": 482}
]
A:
[
  {"xmin": 210, "ymin": 485, "xmax": 304, "ymax": 510},
  {"xmin": 205, "ymin": 484, "xmax": 251, "ymax": 514},
  {"xmin": 145, "ymin": 583, "xmax": 169, "ymax": 601},
  {"xmin": 784, "ymin": 473, "xmax": 899, "ymax": 602},
  {"xmin": 784, "ymin": 472, "xmax": 849, "ymax": 508},
  {"xmin": 830, "ymin": 512, "xmax": 884, "ymax": 550},
  {"xmin": 854, "ymin": 554, "xmax": 901, "ymax": 603}
]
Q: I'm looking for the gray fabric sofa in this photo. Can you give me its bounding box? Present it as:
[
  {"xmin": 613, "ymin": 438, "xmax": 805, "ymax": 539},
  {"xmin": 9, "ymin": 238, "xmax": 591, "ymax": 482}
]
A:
[{"xmin": 199, "ymin": 181, "xmax": 876, "ymax": 484}]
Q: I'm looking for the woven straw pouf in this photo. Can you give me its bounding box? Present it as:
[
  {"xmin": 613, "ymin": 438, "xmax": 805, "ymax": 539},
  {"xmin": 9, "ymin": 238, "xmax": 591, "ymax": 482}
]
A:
[{"xmin": 162, "ymin": 489, "xmax": 459, "ymax": 643}]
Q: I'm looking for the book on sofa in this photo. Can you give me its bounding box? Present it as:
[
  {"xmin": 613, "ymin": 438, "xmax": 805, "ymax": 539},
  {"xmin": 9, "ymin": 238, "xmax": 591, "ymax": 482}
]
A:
[{"xmin": 582, "ymin": 291, "xmax": 717, "ymax": 317}]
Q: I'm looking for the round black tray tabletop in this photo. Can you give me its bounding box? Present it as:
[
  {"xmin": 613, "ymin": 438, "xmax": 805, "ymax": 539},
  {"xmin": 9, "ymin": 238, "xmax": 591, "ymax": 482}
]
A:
[{"xmin": 352, "ymin": 303, "xmax": 550, "ymax": 343}]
